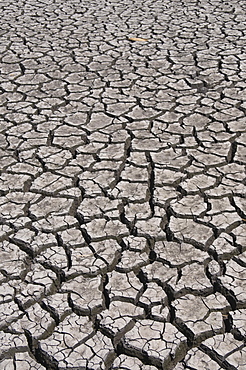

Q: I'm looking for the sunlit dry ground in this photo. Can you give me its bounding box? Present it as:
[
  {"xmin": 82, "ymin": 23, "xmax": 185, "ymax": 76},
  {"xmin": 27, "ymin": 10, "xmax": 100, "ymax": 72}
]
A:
[{"xmin": 0, "ymin": 0, "xmax": 246, "ymax": 369}]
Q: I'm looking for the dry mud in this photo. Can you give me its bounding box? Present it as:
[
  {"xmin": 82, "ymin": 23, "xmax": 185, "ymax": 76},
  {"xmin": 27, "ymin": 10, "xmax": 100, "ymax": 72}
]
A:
[{"xmin": 0, "ymin": 0, "xmax": 246, "ymax": 369}]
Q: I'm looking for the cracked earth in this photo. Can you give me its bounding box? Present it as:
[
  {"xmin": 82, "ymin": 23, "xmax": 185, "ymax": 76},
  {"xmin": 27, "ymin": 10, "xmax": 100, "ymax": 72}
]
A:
[{"xmin": 0, "ymin": 0, "xmax": 246, "ymax": 369}]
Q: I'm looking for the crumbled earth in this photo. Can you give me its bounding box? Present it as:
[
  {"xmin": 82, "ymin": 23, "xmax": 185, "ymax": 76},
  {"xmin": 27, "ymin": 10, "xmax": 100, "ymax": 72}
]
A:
[{"xmin": 0, "ymin": 0, "xmax": 246, "ymax": 369}]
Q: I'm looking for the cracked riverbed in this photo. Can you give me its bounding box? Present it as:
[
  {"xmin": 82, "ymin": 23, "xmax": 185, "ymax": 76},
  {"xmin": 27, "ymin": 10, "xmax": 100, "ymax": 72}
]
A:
[{"xmin": 0, "ymin": 0, "xmax": 246, "ymax": 369}]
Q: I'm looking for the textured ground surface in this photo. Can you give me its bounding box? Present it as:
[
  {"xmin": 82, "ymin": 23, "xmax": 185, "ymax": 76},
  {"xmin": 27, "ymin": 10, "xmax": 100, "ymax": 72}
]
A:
[{"xmin": 0, "ymin": 0, "xmax": 246, "ymax": 369}]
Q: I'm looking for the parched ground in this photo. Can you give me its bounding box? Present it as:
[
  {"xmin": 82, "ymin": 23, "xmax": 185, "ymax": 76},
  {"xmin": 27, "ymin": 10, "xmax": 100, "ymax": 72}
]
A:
[{"xmin": 0, "ymin": 0, "xmax": 246, "ymax": 369}]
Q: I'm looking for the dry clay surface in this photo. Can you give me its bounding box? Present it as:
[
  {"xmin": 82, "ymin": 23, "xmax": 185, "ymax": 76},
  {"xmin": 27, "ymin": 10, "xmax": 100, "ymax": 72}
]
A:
[{"xmin": 0, "ymin": 0, "xmax": 246, "ymax": 369}]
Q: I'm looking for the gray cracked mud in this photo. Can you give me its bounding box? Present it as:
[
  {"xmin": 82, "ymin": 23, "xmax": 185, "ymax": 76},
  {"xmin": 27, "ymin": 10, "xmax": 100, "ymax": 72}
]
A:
[{"xmin": 0, "ymin": 0, "xmax": 246, "ymax": 369}]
